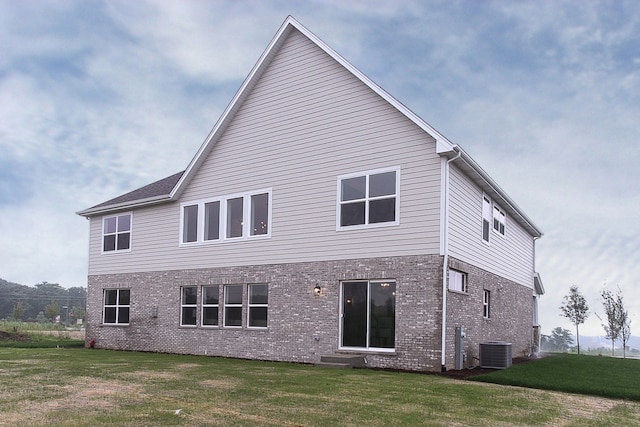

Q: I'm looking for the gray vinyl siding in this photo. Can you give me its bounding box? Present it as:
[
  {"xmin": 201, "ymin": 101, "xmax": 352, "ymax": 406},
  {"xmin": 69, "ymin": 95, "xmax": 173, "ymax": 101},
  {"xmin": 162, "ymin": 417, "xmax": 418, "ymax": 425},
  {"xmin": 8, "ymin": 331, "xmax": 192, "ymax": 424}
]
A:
[
  {"xmin": 87, "ymin": 29, "xmax": 442, "ymax": 276},
  {"xmin": 447, "ymin": 164, "xmax": 534, "ymax": 288}
]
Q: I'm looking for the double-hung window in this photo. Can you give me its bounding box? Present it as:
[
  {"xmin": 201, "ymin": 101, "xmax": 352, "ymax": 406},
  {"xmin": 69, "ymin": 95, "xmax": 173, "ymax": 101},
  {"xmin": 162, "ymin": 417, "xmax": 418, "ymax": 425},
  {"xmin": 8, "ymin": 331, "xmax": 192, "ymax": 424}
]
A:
[
  {"xmin": 202, "ymin": 285, "xmax": 219, "ymax": 326},
  {"xmin": 181, "ymin": 286, "xmax": 197, "ymax": 326},
  {"xmin": 449, "ymin": 269, "xmax": 468, "ymax": 293},
  {"xmin": 103, "ymin": 213, "xmax": 132, "ymax": 252},
  {"xmin": 103, "ymin": 289, "xmax": 130, "ymax": 324},
  {"xmin": 180, "ymin": 189, "xmax": 271, "ymax": 244},
  {"xmin": 338, "ymin": 168, "xmax": 399, "ymax": 229},
  {"xmin": 224, "ymin": 285, "xmax": 243, "ymax": 327},
  {"xmin": 248, "ymin": 284, "xmax": 268, "ymax": 328}
]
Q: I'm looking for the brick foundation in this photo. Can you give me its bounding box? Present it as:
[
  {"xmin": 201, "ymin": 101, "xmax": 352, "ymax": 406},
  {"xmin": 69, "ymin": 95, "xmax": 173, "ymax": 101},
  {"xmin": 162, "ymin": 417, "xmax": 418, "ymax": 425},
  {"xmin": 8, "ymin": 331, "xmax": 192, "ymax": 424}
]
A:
[{"xmin": 86, "ymin": 255, "xmax": 533, "ymax": 372}]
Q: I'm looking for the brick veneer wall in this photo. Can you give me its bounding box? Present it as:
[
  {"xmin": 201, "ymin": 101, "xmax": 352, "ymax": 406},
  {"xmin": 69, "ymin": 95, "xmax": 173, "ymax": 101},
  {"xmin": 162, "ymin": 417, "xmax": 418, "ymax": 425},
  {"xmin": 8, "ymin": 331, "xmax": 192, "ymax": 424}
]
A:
[
  {"xmin": 86, "ymin": 254, "xmax": 534, "ymax": 372},
  {"xmin": 86, "ymin": 255, "xmax": 445, "ymax": 372},
  {"xmin": 445, "ymin": 257, "xmax": 534, "ymax": 369}
]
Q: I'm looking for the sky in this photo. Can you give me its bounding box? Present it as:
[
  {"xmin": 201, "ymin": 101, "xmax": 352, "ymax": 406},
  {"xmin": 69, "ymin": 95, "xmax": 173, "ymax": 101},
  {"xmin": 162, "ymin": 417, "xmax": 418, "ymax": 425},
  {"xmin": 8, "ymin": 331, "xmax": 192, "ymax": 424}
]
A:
[{"xmin": 1, "ymin": 0, "xmax": 639, "ymax": 338}]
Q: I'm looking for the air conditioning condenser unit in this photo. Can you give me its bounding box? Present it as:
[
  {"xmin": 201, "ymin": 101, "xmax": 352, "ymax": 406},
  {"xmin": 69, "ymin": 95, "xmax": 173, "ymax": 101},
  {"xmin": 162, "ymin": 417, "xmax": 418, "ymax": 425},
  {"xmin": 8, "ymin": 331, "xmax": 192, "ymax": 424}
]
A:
[{"xmin": 479, "ymin": 341, "xmax": 512, "ymax": 369}]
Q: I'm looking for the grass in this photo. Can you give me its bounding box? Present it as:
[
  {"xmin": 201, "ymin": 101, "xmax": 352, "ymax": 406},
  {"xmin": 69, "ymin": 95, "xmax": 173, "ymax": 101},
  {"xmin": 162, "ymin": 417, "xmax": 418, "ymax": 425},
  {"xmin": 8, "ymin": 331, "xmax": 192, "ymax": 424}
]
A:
[
  {"xmin": 0, "ymin": 349, "xmax": 639, "ymax": 426},
  {"xmin": 471, "ymin": 353, "xmax": 640, "ymax": 401},
  {"xmin": 0, "ymin": 322, "xmax": 85, "ymax": 349}
]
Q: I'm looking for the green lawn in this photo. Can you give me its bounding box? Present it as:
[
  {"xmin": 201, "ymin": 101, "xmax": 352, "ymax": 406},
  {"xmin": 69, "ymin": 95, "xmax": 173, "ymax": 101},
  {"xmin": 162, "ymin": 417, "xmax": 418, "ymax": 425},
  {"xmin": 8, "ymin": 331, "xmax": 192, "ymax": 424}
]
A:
[
  {"xmin": 472, "ymin": 353, "xmax": 640, "ymax": 401},
  {"xmin": 0, "ymin": 349, "xmax": 639, "ymax": 426}
]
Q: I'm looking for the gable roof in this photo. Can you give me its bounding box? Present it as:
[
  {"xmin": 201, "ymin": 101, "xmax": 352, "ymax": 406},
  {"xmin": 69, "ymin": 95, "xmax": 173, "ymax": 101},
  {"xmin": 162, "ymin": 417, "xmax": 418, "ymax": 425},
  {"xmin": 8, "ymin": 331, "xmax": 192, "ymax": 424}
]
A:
[{"xmin": 76, "ymin": 16, "xmax": 542, "ymax": 238}]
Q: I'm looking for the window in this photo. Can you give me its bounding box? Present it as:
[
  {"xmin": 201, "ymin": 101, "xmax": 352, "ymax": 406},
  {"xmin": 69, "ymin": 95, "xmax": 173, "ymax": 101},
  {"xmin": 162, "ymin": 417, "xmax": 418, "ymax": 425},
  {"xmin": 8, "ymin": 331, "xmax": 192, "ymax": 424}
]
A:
[
  {"xmin": 251, "ymin": 193, "xmax": 269, "ymax": 236},
  {"xmin": 449, "ymin": 269, "xmax": 468, "ymax": 293},
  {"xmin": 103, "ymin": 213, "xmax": 131, "ymax": 252},
  {"xmin": 202, "ymin": 285, "xmax": 219, "ymax": 326},
  {"xmin": 482, "ymin": 196, "xmax": 491, "ymax": 243},
  {"xmin": 248, "ymin": 284, "xmax": 268, "ymax": 328},
  {"xmin": 180, "ymin": 189, "xmax": 271, "ymax": 244},
  {"xmin": 103, "ymin": 289, "xmax": 130, "ymax": 324},
  {"xmin": 338, "ymin": 168, "xmax": 399, "ymax": 229},
  {"xmin": 226, "ymin": 197, "xmax": 244, "ymax": 238},
  {"xmin": 493, "ymin": 205, "xmax": 506, "ymax": 236},
  {"xmin": 183, "ymin": 205, "xmax": 198, "ymax": 243},
  {"xmin": 181, "ymin": 286, "xmax": 197, "ymax": 326},
  {"xmin": 483, "ymin": 290, "xmax": 491, "ymax": 319},
  {"xmin": 224, "ymin": 285, "xmax": 243, "ymax": 327},
  {"xmin": 204, "ymin": 201, "xmax": 220, "ymax": 241}
]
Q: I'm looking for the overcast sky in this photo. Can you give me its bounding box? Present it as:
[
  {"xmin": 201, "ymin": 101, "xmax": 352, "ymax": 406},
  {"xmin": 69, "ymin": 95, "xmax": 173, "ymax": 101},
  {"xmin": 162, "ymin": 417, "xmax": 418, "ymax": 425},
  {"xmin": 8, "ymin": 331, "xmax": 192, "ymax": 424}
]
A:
[{"xmin": 1, "ymin": 0, "xmax": 639, "ymax": 338}]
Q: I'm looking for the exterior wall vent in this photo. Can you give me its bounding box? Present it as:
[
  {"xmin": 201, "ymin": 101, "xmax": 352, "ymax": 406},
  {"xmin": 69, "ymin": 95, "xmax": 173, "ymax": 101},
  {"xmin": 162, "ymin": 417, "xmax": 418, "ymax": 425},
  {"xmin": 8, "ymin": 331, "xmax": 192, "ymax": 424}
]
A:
[{"xmin": 479, "ymin": 341, "xmax": 512, "ymax": 369}]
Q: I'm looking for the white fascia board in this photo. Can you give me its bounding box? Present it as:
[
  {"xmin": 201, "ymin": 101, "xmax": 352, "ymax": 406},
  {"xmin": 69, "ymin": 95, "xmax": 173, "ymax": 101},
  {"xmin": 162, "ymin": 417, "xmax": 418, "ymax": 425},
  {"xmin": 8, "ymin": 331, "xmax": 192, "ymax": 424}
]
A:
[
  {"xmin": 76, "ymin": 195, "xmax": 172, "ymax": 218},
  {"xmin": 170, "ymin": 16, "xmax": 456, "ymax": 200}
]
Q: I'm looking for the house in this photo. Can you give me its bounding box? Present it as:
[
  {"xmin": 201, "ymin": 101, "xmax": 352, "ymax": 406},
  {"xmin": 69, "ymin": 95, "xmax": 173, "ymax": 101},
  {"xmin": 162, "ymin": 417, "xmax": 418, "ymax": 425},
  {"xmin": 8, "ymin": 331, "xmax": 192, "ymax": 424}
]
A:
[{"xmin": 77, "ymin": 16, "xmax": 544, "ymax": 372}]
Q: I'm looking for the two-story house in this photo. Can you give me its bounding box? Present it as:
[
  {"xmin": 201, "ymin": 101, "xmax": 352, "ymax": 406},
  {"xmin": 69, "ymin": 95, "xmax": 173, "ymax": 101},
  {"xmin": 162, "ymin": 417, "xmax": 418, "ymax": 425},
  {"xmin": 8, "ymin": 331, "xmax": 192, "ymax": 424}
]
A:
[{"xmin": 78, "ymin": 16, "xmax": 544, "ymax": 372}]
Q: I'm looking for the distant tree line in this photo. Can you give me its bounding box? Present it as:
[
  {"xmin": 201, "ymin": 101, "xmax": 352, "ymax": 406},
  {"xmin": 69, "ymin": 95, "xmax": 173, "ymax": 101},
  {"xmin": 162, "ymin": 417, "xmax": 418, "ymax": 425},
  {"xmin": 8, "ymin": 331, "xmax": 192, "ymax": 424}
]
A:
[{"xmin": 0, "ymin": 278, "xmax": 86, "ymax": 323}]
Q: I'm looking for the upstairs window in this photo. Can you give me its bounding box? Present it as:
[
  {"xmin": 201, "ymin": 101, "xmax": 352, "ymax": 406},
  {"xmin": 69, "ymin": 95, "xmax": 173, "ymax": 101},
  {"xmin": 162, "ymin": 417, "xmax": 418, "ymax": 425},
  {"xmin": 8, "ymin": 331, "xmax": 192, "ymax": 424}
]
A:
[
  {"xmin": 181, "ymin": 189, "xmax": 271, "ymax": 244},
  {"xmin": 103, "ymin": 213, "xmax": 132, "ymax": 252},
  {"xmin": 482, "ymin": 196, "xmax": 491, "ymax": 243},
  {"xmin": 338, "ymin": 168, "xmax": 399, "ymax": 229},
  {"xmin": 493, "ymin": 205, "xmax": 506, "ymax": 236},
  {"xmin": 449, "ymin": 269, "xmax": 468, "ymax": 293},
  {"xmin": 103, "ymin": 289, "xmax": 130, "ymax": 324}
]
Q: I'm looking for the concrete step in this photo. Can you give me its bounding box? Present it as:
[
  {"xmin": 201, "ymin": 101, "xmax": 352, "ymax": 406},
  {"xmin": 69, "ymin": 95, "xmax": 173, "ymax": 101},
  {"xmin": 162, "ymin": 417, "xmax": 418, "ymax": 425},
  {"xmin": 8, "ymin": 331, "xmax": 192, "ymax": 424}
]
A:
[{"xmin": 319, "ymin": 353, "xmax": 366, "ymax": 368}]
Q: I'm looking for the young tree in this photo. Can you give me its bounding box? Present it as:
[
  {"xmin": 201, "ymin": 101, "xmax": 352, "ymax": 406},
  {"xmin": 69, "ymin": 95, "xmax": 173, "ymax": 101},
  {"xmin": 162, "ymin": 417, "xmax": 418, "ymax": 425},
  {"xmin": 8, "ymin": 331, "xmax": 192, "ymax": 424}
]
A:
[
  {"xmin": 600, "ymin": 289, "xmax": 621, "ymax": 356},
  {"xmin": 44, "ymin": 299, "xmax": 60, "ymax": 322},
  {"xmin": 12, "ymin": 301, "xmax": 26, "ymax": 322},
  {"xmin": 560, "ymin": 285, "xmax": 589, "ymax": 354},
  {"xmin": 617, "ymin": 295, "xmax": 631, "ymax": 358}
]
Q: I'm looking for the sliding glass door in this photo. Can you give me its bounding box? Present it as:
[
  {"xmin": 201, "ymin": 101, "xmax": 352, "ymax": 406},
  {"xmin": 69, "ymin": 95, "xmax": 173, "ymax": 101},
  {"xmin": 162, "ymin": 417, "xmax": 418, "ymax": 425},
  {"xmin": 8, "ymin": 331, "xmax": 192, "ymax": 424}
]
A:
[{"xmin": 341, "ymin": 280, "xmax": 395, "ymax": 350}]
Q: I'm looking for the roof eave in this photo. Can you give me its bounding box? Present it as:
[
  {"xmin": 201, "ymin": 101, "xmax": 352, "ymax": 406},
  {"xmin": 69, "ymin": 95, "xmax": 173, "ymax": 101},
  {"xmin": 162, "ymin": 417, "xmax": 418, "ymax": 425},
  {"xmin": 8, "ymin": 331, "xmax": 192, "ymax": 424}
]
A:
[
  {"xmin": 449, "ymin": 145, "xmax": 543, "ymax": 238},
  {"xmin": 76, "ymin": 194, "xmax": 173, "ymax": 218}
]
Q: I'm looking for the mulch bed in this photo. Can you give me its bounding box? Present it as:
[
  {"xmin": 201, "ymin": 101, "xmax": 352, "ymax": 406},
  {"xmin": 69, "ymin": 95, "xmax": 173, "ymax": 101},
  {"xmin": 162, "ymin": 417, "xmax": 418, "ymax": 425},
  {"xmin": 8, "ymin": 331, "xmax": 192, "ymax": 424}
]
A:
[
  {"xmin": 0, "ymin": 331, "xmax": 31, "ymax": 342},
  {"xmin": 437, "ymin": 357, "xmax": 535, "ymax": 379}
]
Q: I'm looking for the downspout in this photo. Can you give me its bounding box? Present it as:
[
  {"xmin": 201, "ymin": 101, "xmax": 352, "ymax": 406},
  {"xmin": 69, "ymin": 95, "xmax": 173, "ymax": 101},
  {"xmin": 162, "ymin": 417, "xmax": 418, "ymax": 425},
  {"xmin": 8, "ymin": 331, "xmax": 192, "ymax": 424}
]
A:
[
  {"xmin": 532, "ymin": 235, "xmax": 541, "ymax": 355},
  {"xmin": 440, "ymin": 148, "xmax": 461, "ymax": 371}
]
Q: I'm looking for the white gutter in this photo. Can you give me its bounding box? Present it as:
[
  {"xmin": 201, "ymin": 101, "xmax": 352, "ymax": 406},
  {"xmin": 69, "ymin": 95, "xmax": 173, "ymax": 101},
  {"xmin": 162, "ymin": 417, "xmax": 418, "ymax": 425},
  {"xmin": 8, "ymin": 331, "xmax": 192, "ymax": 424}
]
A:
[{"xmin": 440, "ymin": 148, "xmax": 461, "ymax": 371}]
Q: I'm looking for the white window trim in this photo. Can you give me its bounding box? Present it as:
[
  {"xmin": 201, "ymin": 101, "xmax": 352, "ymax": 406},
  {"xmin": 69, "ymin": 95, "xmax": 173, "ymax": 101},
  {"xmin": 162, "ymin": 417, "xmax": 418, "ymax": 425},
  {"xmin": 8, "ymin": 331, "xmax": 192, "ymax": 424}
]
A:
[
  {"xmin": 247, "ymin": 284, "xmax": 268, "ymax": 329},
  {"xmin": 179, "ymin": 188, "xmax": 272, "ymax": 246},
  {"xmin": 336, "ymin": 166, "xmax": 401, "ymax": 231},
  {"xmin": 180, "ymin": 286, "xmax": 198, "ymax": 327},
  {"xmin": 101, "ymin": 212, "xmax": 133, "ymax": 254},
  {"xmin": 448, "ymin": 269, "xmax": 468, "ymax": 294},
  {"xmin": 102, "ymin": 288, "xmax": 130, "ymax": 325}
]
